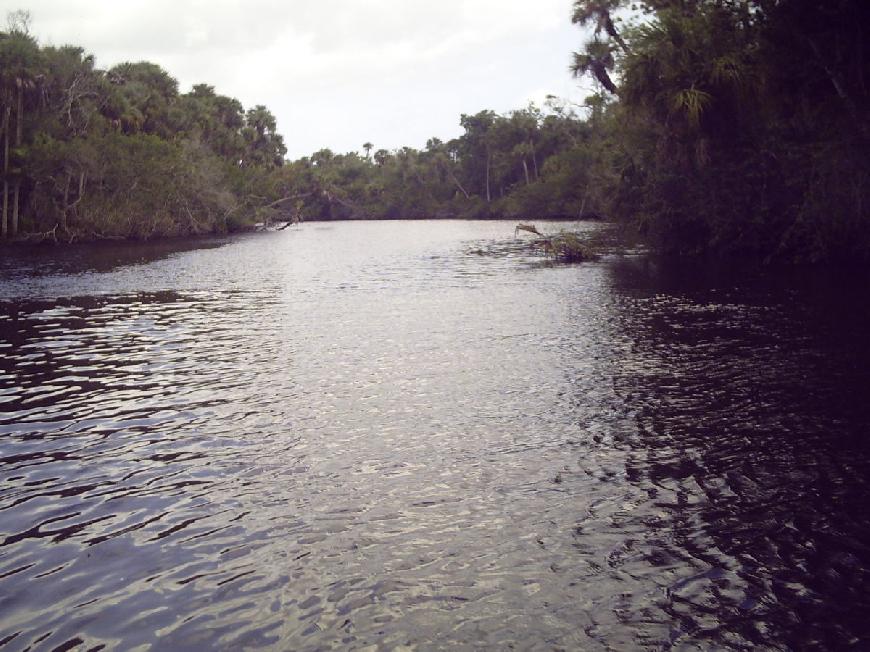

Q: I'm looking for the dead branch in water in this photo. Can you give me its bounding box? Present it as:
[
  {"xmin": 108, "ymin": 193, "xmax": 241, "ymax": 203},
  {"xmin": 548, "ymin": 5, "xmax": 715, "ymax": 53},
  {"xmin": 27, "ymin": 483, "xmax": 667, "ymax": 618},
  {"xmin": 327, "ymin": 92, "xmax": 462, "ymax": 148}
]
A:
[
  {"xmin": 515, "ymin": 223, "xmax": 543, "ymax": 237},
  {"xmin": 514, "ymin": 223, "xmax": 597, "ymax": 262}
]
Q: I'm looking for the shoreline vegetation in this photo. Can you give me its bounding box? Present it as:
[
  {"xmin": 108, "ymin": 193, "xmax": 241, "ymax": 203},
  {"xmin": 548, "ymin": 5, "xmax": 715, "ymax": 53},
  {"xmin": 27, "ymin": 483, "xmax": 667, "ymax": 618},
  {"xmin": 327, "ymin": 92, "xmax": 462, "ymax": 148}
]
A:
[{"xmin": 1, "ymin": 1, "xmax": 868, "ymax": 263}]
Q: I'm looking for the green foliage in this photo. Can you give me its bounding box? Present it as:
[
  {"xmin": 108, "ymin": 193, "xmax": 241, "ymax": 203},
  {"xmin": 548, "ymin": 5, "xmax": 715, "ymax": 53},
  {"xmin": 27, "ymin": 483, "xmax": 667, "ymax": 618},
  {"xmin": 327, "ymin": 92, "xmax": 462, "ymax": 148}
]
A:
[
  {"xmin": 265, "ymin": 101, "xmax": 603, "ymax": 223},
  {"xmin": 6, "ymin": 2, "xmax": 863, "ymax": 264},
  {"xmin": 27, "ymin": 133, "xmax": 237, "ymax": 239},
  {"xmin": 0, "ymin": 15, "xmax": 288, "ymax": 242},
  {"xmin": 569, "ymin": 0, "xmax": 870, "ymax": 262},
  {"xmin": 540, "ymin": 231, "xmax": 597, "ymax": 262},
  {"xmin": 242, "ymin": 105, "xmax": 286, "ymax": 167}
]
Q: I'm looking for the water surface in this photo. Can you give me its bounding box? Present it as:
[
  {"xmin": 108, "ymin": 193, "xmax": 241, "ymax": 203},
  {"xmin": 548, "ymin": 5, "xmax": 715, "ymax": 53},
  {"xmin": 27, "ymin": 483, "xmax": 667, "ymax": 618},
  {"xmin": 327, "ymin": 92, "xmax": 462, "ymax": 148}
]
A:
[{"xmin": 1, "ymin": 221, "xmax": 868, "ymax": 650}]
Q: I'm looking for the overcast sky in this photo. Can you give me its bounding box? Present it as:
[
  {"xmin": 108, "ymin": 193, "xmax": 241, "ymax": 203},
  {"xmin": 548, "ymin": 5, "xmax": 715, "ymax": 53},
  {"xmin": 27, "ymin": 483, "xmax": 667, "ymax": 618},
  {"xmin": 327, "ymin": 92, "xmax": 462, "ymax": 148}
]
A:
[{"xmin": 2, "ymin": 1, "xmax": 594, "ymax": 159}]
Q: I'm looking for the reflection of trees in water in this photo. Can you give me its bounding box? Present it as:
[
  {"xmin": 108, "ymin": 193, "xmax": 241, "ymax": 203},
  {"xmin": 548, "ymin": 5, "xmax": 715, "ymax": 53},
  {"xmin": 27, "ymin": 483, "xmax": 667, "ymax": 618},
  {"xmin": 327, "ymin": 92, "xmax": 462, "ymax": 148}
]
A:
[
  {"xmin": 0, "ymin": 237, "xmax": 230, "ymax": 278},
  {"xmin": 589, "ymin": 258, "xmax": 870, "ymax": 649}
]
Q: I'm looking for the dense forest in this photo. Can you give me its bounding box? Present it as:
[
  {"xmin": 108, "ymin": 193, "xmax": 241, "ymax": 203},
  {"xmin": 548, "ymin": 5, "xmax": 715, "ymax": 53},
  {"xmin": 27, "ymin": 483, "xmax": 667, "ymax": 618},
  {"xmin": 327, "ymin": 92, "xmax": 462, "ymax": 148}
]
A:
[
  {"xmin": 0, "ymin": 10, "xmax": 287, "ymax": 242},
  {"xmin": 571, "ymin": 0, "xmax": 870, "ymax": 261},
  {"xmin": 1, "ymin": 1, "xmax": 868, "ymax": 262}
]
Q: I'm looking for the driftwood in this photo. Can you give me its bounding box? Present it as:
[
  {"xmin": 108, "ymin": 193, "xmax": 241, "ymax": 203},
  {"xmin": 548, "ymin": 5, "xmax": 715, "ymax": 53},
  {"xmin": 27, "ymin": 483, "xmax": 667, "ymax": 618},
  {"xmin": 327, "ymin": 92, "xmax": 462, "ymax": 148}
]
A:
[
  {"xmin": 515, "ymin": 223, "xmax": 543, "ymax": 237},
  {"xmin": 514, "ymin": 223, "xmax": 596, "ymax": 262},
  {"xmin": 15, "ymin": 223, "xmax": 59, "ymax": 244},
  {"xmin": 536, "ymin": 232, "xmax": 595, "ymax": 262},
  {"xmin": 276, "ymin": 213, "xmax": 303, "ymax": 230},
  {"xmin": 261, "ymin": 193, "xmax": 312, "ymax": 210},
  {"xmin": 321, "ymin": 188, "xmax": 360, "ymax": 212},
  {"xmin": 223, "ymin": 192, "xmax": 312, "ymax": 224}
]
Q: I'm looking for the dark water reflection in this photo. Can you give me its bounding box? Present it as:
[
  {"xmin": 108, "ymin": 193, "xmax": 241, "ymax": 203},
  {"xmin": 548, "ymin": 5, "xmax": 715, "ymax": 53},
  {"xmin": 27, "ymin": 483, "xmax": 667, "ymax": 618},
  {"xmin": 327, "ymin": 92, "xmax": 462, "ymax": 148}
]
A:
[
  {"xmin": 602, "ymin": 258, "xmax": 870, "ymax": 650},
  {"xmin": 0, "ymin": 221, "xmax": 868, "ymax": 650}
]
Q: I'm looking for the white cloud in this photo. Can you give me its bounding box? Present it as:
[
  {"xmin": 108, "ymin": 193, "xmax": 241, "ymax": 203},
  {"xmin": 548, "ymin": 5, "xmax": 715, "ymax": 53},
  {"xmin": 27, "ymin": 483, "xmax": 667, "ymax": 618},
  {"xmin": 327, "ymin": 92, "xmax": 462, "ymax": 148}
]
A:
[{"xmin": 2, "ymin": 0, "xmax": 593, "ymax": 158}]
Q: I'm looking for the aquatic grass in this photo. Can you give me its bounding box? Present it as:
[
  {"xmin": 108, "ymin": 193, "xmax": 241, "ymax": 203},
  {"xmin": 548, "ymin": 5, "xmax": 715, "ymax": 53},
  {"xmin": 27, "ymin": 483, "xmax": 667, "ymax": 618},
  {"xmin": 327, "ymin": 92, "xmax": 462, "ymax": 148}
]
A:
[
  {"xmin": 468, "ymin": 224, "xmax": 599, "ymax": 262},
  {"xmin": 537, "ymin": 231, "xmax": 597, "ymax": 262},
  {"xmin": 514, "ymin": 223, "xmax": 598, "ymax": 262}
]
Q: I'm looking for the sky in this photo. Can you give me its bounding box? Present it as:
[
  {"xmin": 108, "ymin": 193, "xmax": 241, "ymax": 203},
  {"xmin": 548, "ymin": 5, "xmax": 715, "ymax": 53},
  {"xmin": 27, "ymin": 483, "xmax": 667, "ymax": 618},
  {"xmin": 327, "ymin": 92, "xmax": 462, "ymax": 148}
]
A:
[{"xmin": 2, "ymin": 0, "xmax": 594, "ymax": 159}]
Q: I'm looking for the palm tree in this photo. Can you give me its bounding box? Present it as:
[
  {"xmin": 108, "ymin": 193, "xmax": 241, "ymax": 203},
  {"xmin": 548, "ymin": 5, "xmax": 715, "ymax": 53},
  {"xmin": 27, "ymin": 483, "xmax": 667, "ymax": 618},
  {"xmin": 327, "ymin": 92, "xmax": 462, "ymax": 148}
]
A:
[
  {"xmin": 570, "ymin": 39, "xmax": 618, "ymax": 94},
  {"xmin": 572, "ymin": 1, "xmax": 628, "ymax": 52},
  {"xmin": 0, "ymin": 13, "xmax": 42, "ymax": 237},
  {"xmin": 570, "ymin": 1, "xmax": 630, "ymax": 96},
  {"xmin": 362, "ymin": 142, "xmax": 373, "ymax": 161},
  {"xmin": 242, "ymin": 105, "xmax": 286, "ymax": 167},
  {"xmin": 373, "ymin": 149, "xmax": 389, "ymax": 167}
]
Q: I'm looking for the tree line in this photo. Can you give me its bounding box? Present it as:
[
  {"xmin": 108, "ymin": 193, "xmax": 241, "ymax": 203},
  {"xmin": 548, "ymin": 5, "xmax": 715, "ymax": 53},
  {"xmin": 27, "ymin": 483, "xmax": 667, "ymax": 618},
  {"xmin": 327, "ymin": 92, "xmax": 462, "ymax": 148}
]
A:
[
  {"xmin": 568, "ymin": 0, "xmax": 869, "ymax": 261},
  {"xmin": 273, "ymin": 100, "xmax": 608, "ymax": 223},
  {"xmin": 0, "ymin": 10, "xmax": 286, "ymax": 242},
  {"xmin": 2, "ymin": 2, "xmax": 868, "ymax": 262},
  {"xmin": 0, "ymin": 10, "xmax": 613, "ymax": 241}
]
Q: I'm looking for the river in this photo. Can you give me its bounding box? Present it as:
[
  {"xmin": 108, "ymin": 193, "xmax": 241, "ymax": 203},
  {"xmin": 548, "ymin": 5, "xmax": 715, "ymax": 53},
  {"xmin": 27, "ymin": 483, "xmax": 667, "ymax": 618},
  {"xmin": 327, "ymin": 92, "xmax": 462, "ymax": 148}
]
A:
[{"xmin": 1, "ymin": 220, "xmax": 868, "ymax": 650}]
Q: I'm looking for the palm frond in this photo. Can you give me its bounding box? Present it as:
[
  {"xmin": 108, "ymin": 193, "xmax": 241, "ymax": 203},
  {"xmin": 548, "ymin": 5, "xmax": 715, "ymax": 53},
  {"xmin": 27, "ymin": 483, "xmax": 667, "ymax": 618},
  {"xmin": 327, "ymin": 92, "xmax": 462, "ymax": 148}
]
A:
[{"xmin": 670, "ymin": 87, "xmax": 712, "ymax": 128}]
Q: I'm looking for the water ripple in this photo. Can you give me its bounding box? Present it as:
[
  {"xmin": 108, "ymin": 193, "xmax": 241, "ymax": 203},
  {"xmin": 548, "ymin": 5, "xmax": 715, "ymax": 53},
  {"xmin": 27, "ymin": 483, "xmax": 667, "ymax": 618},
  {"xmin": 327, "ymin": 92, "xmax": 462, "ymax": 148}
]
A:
[{"xmin": 0, "ymin": 222, "xmax": 868, "ymax": 649}]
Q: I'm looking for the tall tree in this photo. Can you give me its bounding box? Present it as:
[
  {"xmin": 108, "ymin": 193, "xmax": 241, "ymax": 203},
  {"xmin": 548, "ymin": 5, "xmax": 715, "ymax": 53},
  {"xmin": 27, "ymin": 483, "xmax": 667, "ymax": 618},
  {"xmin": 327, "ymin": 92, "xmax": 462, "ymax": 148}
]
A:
[
  {"xmin": 242, "ymin": 105, "xmax": 286, "ymax": 167},
  {"xmin": 107, "ymin": 61, "xmax": 179, "ymax": 136},
  {"xmin": 458, "ymin": 110, "xmax": 496, "ymax": 202},
  {"xmin": 0, "ymin": 10, "xmax": 41, "ymax": 236},
  {"xmin": 570, "ymin": 0, "xmax": 628, "ymax": 94}
]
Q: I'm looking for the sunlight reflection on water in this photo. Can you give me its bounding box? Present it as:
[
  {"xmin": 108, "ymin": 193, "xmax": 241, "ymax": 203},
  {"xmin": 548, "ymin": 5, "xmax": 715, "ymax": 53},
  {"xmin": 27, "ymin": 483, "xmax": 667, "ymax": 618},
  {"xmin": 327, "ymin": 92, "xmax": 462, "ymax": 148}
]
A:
[{"xmin": 0, "ymin": 221, "xmax": 868, "ymax": 650}]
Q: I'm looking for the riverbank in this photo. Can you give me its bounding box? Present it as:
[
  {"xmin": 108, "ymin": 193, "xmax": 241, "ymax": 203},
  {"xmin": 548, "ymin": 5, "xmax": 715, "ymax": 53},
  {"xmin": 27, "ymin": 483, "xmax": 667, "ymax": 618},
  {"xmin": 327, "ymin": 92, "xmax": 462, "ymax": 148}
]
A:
[{"xmin": 0, "ymin": 211, "xmax": 607, "ymax": 246}]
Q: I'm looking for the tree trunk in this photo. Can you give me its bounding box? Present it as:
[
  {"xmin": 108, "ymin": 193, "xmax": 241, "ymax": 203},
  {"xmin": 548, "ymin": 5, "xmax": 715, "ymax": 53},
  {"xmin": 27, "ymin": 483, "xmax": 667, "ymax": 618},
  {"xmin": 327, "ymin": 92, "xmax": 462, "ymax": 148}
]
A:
[
  {"xmin": 11, "ymin": 181, "xmax": 19, "ymax": 236},
  {"xmin": 1, "ymin": 179, "xmax": 7, "ymax": 239},
  {"xmin": 15, "ymin": 85, "xmax": 22, "ymax": 144},
  {"xmin": 530, "ymin": 140, "xmax": 539, "ymax": 180},
  {"xmin": 806, "ymin": 36, "xmax": 865, "ymax": 136},
  {"xmin": 448, "ymin": 169, "xmax": 470, "ymax": 199},
  {"xmin": 62, "ymin": 172, "xmax": 71, "ymax": 230},
  {"xmin": 522, "ymin": 159, "xmax": 531, "ymax": 186},
  {"xmin": 11, "ymin": 86, "xmax": 23, "ymax": 236},
  {"xmin": 485, "ymin": 150, "xmax": 492, "ymax": 203},
  {"xmin": 807, "ymin": 37, "xmax": 849, "ymax": 103},
  {"xmin": 2, "ymin": 106, "xmax": 9, "ymax": 238}
]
